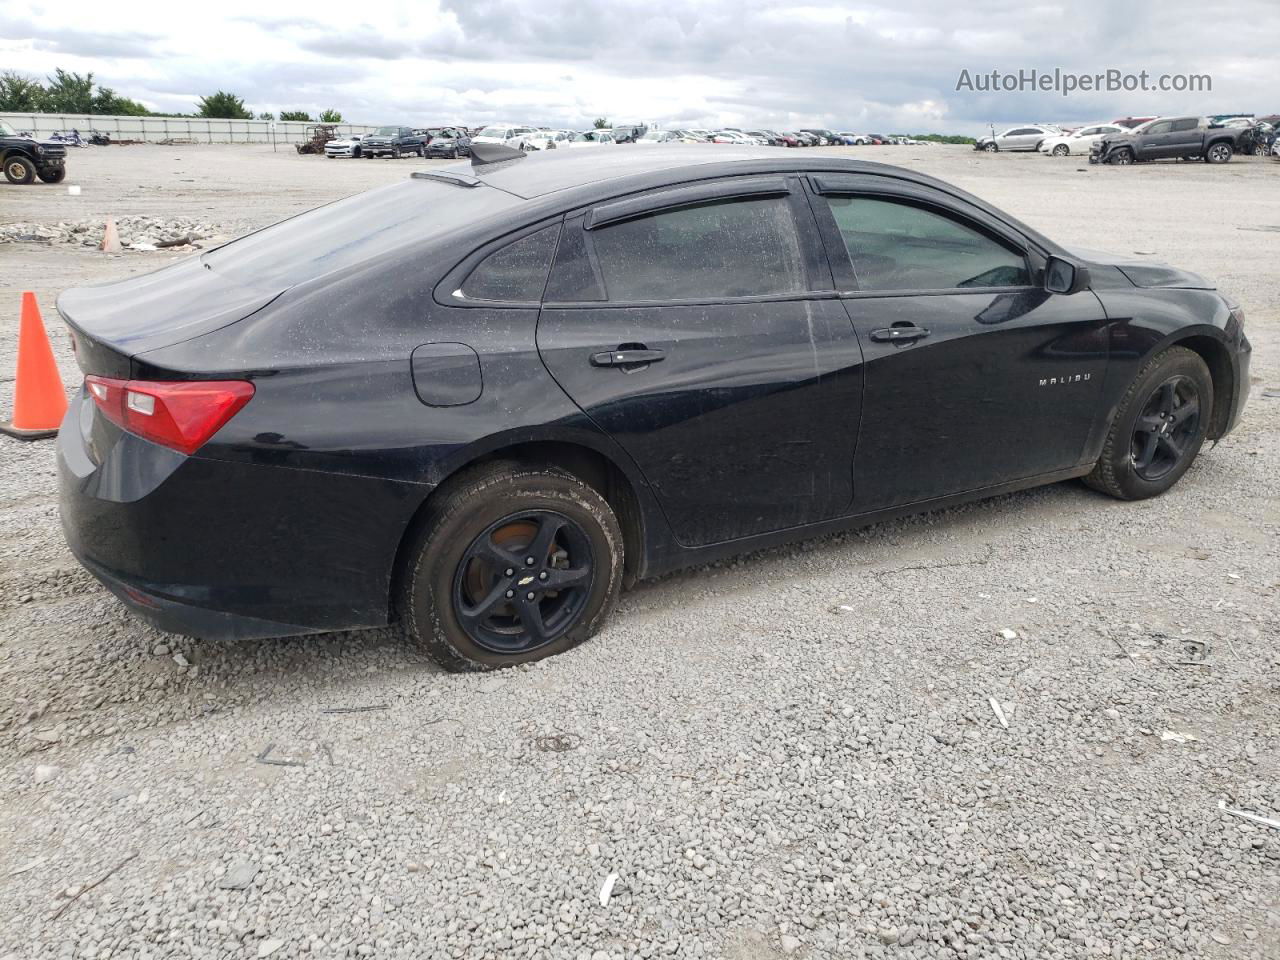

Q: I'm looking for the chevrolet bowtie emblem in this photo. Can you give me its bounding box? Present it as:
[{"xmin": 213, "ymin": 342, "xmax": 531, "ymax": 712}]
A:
[{"xmin": 518, "ymin": 576, "xmax": 535, "ymax": 586}]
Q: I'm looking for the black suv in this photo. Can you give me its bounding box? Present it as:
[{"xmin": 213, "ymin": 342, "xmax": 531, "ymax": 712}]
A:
[{"xmin": 1, "ymin": 120, "xmax": 67, "ymax": 185}]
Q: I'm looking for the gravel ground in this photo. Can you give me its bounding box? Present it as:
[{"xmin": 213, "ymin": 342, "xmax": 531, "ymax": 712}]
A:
[{"xmin": 0, "ymin": 144, "xmax": 1277, "ymax": 960}]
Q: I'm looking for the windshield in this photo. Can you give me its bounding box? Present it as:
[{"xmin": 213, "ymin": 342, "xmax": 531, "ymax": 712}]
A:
[
  {"xmin": 477, "ymin": 126, "xmax": 510, "ymax": 138},
  {"xmin": 0, "ymin": 120, "xmax": 15, "ymax": 137},
  {"xmin": 638, "ymin": 131, "xmax": 665, "ymax": 141},
  {"xmin": 372, "ymin": 127, "xmax": 398, "ymax": 136}
]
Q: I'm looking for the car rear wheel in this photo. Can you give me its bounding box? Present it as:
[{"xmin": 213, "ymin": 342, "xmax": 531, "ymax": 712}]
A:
[
  {"xmin": 1052, "ymin": 144, "xmax": 1069, "ymax": 156},
  {"xmin": 1206, "ymin": 142, "xmax": 1233, "ymax": 163},
  {"xmin": 1084, "ymin": 346, "xmax": 1212, "ymax": 501},
  {"xmin": 4, "ymin": 155, "xmax": 36, "ymax": 184},
  {"xmin": 401, "ymin": 462, "xmax": 623, "ymax": 671}
]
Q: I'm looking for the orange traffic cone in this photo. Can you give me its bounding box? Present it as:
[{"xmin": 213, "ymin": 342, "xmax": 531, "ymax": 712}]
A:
[
  {"xmin": 1, "ymin": 292, "xmax": 68, "ymax": 441},
  {"xmin": 100, "ymin": 217, "xmax": 121, "ymax": 254}
]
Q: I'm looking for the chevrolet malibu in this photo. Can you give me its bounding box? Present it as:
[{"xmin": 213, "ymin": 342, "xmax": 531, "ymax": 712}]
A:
[{"xmin": 56, "ymin": 144, "xmax": 1251, "ymax": 671}]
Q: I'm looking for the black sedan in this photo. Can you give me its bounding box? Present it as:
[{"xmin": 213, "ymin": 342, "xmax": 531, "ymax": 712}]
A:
[{"xmin": 55, "ymin": 144, "xmax": 1251, "ymax": 671}]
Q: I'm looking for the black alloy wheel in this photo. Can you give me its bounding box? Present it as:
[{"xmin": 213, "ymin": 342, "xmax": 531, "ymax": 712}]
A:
[
  {"xmin": 401, "ymin": 461, "xmax": 623, "ymax": 671},
  {"xmin": 452, "ymin": 510, "xmax": 594, "ymax": 654},
  {"xmin": 1130, "ymin": 375, "xmax": 1201, "ymax": 481},
  {"xmin": 1085, "ymin": 346, "xmax": 1212, "ymax": 500}
]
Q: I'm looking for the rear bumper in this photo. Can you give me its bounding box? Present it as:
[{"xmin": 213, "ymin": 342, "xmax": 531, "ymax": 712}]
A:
[
  {"xmin": 56, "ymin": 389, "xmax": 422, "ymax": 641},
  {"xmin": 73, "ymin": 549, "xmax": 328, "ymax": 641}
]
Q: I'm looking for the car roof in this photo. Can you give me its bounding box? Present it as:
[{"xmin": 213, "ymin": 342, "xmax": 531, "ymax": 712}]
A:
[{"xmin": 456, "ymin": 145, "xmax": 1053, "ymax": 254}]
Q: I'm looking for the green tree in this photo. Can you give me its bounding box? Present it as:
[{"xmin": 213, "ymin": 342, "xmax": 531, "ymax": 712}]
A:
[
  {"xmin": 43, "ymin": 68, "xmax": 95, "ymax": 113},
  {"xmin": 257, "ymin": 111, "xmax": 275, "ymax": 121},
  {"xmin": 197, "ymin": 90, "xmax": 252, "ymax": 119},
  {"xmin": 593, "ymin": 117, "xmax": 610, "ymax": 129},
  {"xmin": 279, "ymin": 109, "xmax": 312, "ymax": 121},
  {"xmin": 0, "ymin": 71, "xmax": 45, "ymax": 112},
  {"xmin": 92, "ymin": 86, "xmax": 150, "ymax": 116},
  {"xmin": 319, "ymin": 108, "xmax": 342, "ymax": 123}
]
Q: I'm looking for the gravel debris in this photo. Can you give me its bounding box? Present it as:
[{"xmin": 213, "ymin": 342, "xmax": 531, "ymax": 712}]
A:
[{"xmin": 0, "ymin": 215, "xmax": 232, "ymax": 250}]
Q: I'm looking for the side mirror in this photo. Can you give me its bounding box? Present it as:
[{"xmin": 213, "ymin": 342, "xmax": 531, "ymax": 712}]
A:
[{"xmin": 1045, "ymin": 256, "xmax": 1090, "ymax": 295}]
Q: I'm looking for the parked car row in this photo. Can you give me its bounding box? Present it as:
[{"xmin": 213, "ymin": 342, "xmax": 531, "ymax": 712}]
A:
[
  {"xmin": 974, "ymin": 114, "xmax": 1279, "ymax": 165},
  {"xmin": 323, "ymin": 126, "xmax": 473, "ymax": 159},
  {"xmin": 310, "ymin": 120, "xmax": 934, "ymax": 163}
]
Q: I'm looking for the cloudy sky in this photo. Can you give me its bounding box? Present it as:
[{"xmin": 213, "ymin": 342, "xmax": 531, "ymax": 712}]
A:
[{"xmin": 2, "ymin": 0, "xmax": 1277, "ymax": 134}]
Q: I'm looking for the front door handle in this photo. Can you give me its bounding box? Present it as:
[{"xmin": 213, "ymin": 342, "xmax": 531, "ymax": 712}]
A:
[
  {"xmin": 869, "ymin": 325, "xmax": 930, "ymax": 343},
  {"xmin": 590, "ymin": 347, "xmax": 666, "ymax": 367}
]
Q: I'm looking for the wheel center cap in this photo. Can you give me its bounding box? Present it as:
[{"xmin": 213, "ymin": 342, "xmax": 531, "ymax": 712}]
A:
[{"xmin": 517, "ymin": 575, "xmax": 535, "ymax": 586}]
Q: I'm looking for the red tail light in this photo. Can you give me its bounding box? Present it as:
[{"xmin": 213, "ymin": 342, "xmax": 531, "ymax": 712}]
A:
[{"xmin": 84, "ymin": 376, "xmax": 254, "ymax": 455}]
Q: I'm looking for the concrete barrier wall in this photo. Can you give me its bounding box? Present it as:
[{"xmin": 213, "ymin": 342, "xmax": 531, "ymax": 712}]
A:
[{"xmin": 0, "ymin": 113, "xmax": 381, "ymax": 144}]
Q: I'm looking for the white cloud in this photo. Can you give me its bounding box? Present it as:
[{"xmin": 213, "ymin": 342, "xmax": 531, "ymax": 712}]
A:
[{"xmin": 1, "ymin": 0, "xmax": 1276, "ymax": 133}]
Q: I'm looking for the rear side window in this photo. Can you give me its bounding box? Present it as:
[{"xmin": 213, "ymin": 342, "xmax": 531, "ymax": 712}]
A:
[
  {"xmin": 589, "ymin": 197, "xmax": 805, "ymax": 301},
  {"xmin": 461, "ymin": 224, "xmax": 559, "ymax": 302},
  {"xmin": 824, "ymin": 196, "xmax": 1029, "ymax": 291}
]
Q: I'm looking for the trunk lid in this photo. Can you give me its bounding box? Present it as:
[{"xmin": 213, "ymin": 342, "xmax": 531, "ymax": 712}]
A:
[{"xmin": 57, "ymin": 258, "xmax": 284, "ymax": 378}]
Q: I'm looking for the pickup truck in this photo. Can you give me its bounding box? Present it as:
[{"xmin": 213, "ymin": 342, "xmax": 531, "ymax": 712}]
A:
[
  {"xmin": 361, "ymin": 126, "xmax": 428, "ymax": 159},
  {"xmin": 1, "ymin": 119, "xmax": 68, "ymax": 184},
  {"xmin": 1091, "ymin": 116, "xmax": 1246, "ymax": 165}
]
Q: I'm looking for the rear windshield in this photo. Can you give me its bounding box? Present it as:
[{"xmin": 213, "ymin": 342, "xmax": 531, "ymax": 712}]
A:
[{"xmin": 202, "ymin": 180, "xmax": 522, "ymax": 288}]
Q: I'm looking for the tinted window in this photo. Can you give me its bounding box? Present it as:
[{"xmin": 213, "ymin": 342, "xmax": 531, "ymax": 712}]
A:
[
  {"xmin": 824, "ymin": 196, "xmax": 1029, "ymax": 291},
  {"xmin": 590, "ymin": 197, "xmax": 805, "ymax": 301},
  {"xmin": 461, "ymin": 224, "xmax": 559, "ymax": 302},
  {"xmin": 1172, "ymin": 118, "xmax": 1199, "ymax": 132}
]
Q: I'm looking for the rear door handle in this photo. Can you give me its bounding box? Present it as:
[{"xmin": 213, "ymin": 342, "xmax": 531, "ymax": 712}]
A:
[
  {"xmin": 590, "ymin": 348, "xmax": 666, "ymax": 367},
  {"xmin": 869, "ymin": 325, "xmax": 930, "ymax": 343}
]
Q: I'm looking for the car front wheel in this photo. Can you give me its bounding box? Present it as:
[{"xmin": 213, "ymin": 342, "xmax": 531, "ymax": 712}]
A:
[
  {"xmin": 1109, "ymin": 148, "xmax": 1134, "ymax": 165},
  {"xmin": 401, "ymin": 462, "xmax": 624, "ymax": 671},
  {"xmin": 38, "ymin": 166, "xmax": 66, "ymax": 183},
  {"xmin": 1052, "ymin": 144, "xmax": 1069, "ymax": 156},
  {"xmin": 1085, "ymin": 346, "xmax": 1212, "ymax": 500}
]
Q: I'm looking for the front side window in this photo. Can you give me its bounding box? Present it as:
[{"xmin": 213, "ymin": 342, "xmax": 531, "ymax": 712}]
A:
[
  {"xmin": 824, "ymin": 196, "xmax": 1029, "ymax": 291},
  {"xmin": 460, "ymin": 224, "xmax": 559, "ymax": 302},
  {"xmin": 1146, "ymin": 121, "xmax": 1172, "ymax": 135},
  {"xmin": 589, "ymin": 197, "xmax": 805, "ymax": 302},
  {"xmin": 1172, "ymin": 118, "xmax": 1199, "ymax": 132}
]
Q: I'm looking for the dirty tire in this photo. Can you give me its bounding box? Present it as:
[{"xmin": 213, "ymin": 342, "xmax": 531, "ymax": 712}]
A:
[
  {"xmin": 4, "ymin": 155, "xmax": 36, "ymax": 184},
  {"xmin": 1084, "ymin": 347, "xmax": 1212, "ymax": 501},
  {"xmin": 37, "ymin": 166, "xmax": 66, "ymax": 183},
  {"xmin": 401, "ymin": 461, "xmax": 623, "ymax": 672}
]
